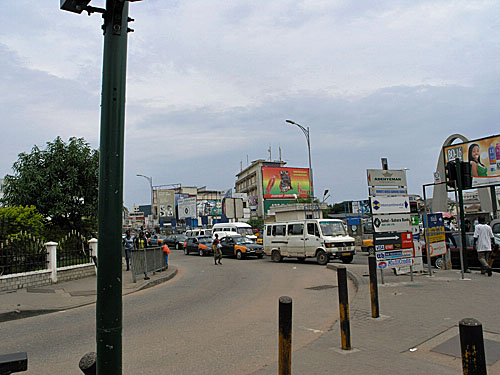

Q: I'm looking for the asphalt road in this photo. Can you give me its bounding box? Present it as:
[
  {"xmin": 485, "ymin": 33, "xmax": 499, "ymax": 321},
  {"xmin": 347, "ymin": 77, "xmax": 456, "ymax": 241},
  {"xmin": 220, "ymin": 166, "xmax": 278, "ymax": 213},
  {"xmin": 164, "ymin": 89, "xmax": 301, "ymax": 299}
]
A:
[{"xmin": 1, "ymin": 251, "xmax": 350, "ymax": 374}]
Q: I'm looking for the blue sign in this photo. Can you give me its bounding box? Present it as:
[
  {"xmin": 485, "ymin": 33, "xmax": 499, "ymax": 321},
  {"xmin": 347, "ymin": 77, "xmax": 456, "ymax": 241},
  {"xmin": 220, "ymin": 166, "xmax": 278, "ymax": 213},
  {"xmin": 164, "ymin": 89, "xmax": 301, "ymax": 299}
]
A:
[{"xmin": 424, "ymin": 213, "xmax": 444, "ymax": 229}]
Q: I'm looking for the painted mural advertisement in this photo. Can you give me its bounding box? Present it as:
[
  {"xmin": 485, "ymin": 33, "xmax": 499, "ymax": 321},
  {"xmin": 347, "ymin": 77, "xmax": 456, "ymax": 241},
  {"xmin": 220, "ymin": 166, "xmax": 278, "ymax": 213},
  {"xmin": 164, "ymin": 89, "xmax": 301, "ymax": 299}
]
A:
[
  {"xmin": 197, "ymin": 200, "xmax": 222, "ymax": 217},
  {"xmin": 262, "ymin": 167, "xmax": 310, "ymax": 199},
  {"xmin": 157, "ymin": 190, "xmax": 175, "ymax": 219},
  {"xmin": 443, "ymin": 134, "xmax": 500, "ymax": 188}
]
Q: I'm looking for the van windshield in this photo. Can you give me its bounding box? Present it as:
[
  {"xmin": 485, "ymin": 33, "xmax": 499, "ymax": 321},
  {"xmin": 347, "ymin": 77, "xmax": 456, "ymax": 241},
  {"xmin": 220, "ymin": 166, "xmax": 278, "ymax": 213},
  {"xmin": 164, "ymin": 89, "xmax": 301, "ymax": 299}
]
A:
[
  {"xmin": 237, "ymin": 228, "xmax": 254, "ymax": 236},
  {"xmin": 319, "ymin": 221, "xmax": 347, "ymax": 236},
  {"xmin": 204, "ymin": 230, "xmax": 212, "ymax": 236}
]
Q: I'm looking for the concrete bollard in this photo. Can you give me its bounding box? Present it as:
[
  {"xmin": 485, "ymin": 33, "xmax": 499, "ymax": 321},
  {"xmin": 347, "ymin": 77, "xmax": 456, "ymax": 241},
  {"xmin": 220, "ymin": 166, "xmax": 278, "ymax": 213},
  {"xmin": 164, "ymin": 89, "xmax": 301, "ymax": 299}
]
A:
[
  {"xmin": 78, "ymin": 352, "xmax": 96, "ymax": 375},
  {"xmin": 279, "ymin": 296, "xmax": 292, "ymax": 375},
  {"xmin": 337, "ymin": 266, "xmax": 351, "ymax": 350},
  {"xmin": 459, "ymin": 318, "xmax": 487, "ymax": 375},
  {"xmin": 368, "ymin": 255, "xmax": 380, "ymax": 318}
]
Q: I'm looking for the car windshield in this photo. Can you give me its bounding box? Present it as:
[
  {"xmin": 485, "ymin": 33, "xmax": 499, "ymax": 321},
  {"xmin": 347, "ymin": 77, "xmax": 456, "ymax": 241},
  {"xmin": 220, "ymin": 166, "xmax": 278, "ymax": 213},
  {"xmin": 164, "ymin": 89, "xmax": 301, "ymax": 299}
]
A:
[
  {"xmin": 234, "ymin": 237, "xmax": 254, "ymax": 244},
  {"xmin": 319, "ymin": 221, "xmax": 347, "ymax": 236},
  {"xmin": 199, "ymin": 237, "xmax": 213, "ymax": 245},
  {"xmin": 237, "ymin": 228, "xmax": 254, "ymax": 236}
]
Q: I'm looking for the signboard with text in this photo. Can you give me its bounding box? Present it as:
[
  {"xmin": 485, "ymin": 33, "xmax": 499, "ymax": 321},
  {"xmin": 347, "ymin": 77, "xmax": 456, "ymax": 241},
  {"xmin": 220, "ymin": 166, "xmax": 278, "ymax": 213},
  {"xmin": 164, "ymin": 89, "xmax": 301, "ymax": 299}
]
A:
[
  {"xmin": 373, "ymin": 214, "xmax": 411, "ymax": 233},
  {"xmin": 374, "ymin": 232, "xmax": 414, "ymax": 251},
  {"xmin": 178, "ymin": 197, "xmax": 197, "ymax": 219},
  {"xmin": 371, "ymin": 196, "xmax": 410, "ymax": 214},
  {"xmin": 369, "ymin": 187, "xmax": 408, "ymax": 196},
  {"xmin": 424, "ymin": 213, "xmax": 447, "ymax": 257},
  {"xmin": 367, "ymin": 169, "xmax": 407, "ymax": 187}
]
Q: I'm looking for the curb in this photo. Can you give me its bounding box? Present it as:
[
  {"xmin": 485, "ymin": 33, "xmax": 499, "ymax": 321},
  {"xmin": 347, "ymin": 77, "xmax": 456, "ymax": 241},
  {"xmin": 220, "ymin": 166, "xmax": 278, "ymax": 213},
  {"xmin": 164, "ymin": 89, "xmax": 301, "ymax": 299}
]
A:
[{"xmin": 326, "ymin": 263, "xmax": 364, "ymax": 292}]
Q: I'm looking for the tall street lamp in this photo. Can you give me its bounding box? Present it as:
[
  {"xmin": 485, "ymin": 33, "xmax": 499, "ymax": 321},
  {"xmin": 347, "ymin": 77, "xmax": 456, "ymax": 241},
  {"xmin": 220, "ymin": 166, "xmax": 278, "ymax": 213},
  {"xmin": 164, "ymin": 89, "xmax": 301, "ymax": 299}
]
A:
[
  {"xmin": 137, "ymin": 174, "xmax": 154, "ymax": 225},
  {"xmin": 285, "ymin": 119, "xmax": 314, "ymax": 199}
]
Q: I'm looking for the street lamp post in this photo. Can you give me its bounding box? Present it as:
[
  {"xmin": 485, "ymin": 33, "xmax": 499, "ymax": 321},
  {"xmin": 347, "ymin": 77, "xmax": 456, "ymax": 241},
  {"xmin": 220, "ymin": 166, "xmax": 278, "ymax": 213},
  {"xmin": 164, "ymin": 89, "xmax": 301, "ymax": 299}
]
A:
[
  {"xmin": 285, "ymin": 119, "xmax": 314, "ymax": 199},
  {"xmin": 137, "ymin": 174, "xmax": 154, "ymax": 226}
]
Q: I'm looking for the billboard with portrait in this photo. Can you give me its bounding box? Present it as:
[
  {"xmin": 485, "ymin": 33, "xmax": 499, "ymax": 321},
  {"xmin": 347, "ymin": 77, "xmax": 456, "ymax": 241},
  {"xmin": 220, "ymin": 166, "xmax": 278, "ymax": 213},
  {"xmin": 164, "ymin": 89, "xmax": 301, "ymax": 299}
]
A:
[
  {"xmin": 443, "ymin": 134, "xmax": 500, "ymax": 188},
  {"xmin": 157, "ymin": 190, "xmax": 175, "ymax": 219},
  {"xmin": 262, "ymin": 167, "xmax": 310, "ymax": 198}
]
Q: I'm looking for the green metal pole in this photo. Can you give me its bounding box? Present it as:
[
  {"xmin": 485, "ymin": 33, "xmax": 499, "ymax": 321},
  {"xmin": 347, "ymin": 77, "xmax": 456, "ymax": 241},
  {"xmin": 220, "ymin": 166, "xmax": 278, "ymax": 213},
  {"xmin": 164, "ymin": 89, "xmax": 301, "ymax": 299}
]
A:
[{"xmin": 96, "ymin": 1, "xmax": 129, "ymax": 373}]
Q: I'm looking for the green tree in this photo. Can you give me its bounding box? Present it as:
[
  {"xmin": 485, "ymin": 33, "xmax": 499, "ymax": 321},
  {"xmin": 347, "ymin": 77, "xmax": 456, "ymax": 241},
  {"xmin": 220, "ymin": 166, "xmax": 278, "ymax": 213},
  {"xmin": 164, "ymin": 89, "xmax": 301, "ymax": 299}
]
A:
[
  {"xmin": 2, "ymin": 137, "xmax": 98, "ymax": 236},
  {"xmin": 0, "ymin": 206, "xmax": 46, "ymax": 241},
  {"xmin": 247, "ymin": 217, "xmax": 264, "ymax": 231}
]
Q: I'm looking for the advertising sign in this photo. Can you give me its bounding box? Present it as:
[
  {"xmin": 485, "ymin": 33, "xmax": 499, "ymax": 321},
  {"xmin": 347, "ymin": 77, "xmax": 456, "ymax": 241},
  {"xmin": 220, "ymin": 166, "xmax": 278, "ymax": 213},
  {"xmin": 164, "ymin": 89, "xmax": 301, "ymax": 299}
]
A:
[
  {"xmin": 377, "ymin": 257, "xmax": 413, "ymax": 269},
  {"xmin": 424, "ymin": 213, "xmax": 447, "ymax": 257},
  {"xmin": 374, "ymin": 232, "xmax": 414, "ymax": 251},
  {"xmin": 262, "ymin": 167, "xmax": 310, "ymax": 198},
  {"xmin": 369, "ymin": 187, "xmax": 408, "ymax": 196},
  {"xmin": 372, "ymin": 214, "xmax": 411, "ymax": 233},
  {"xmin": 375, "ymin": 249, "xmax": 413, "ymax": 261},
  {"xmin": 443, "ymin": 134, "xmax": 500, "ymax": 188},
  {"xmin": 197, "ymin": 200, "xmax": 222, "ymax": 217},
  {"xmin": 367, "ymin": 169, "xmax": 407, "ymax": 187},
  {"xmin": 371, "ymin": 196, "xmax": 410, "ymax": 214},
  {"xmin": 157, "ymin": 190, "xmax": 175, "ymax": 219},
  {"xmin": 178, "ymin": 197, "xmax": 197, "ymax": 219}
]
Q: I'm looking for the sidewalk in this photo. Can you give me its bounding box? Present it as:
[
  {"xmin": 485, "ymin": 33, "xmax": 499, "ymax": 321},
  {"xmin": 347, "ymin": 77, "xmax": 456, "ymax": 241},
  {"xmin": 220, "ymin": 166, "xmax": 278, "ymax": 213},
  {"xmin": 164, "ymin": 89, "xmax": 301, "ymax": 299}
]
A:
[
  {"xmin": 254, "ymin": 263, "xmax": 500, "ymax": 375},
  {"xmin": 0, "ymin": 263, "xmax": 177, "ymax": 323}
]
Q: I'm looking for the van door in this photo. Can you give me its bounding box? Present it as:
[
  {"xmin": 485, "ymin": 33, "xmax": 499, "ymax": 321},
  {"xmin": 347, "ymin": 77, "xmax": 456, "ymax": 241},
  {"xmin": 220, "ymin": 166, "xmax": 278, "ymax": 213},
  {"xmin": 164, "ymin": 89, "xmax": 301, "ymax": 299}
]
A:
[
  {"xmin": 287, "ymin": 223, "xmax": 305, "ymax": 257},
  {"xmin": 305, "ymin": 222, "xmax": 322, "ymax": 256}
]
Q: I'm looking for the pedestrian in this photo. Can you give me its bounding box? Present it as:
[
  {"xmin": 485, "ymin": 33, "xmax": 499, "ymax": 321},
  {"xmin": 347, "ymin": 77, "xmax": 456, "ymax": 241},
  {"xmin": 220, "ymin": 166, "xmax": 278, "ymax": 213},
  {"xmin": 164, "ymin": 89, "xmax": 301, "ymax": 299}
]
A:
[
  {"xmin": 473, "ymin": 216, "xmax": 495, "ymax": 276},
  {"xmin": 122, "ymin": 231, "xmax": 134, "ymax": 271},
  {"xmin": 213, "ymin": 234, "xmax": 222, "ymax": 265},
  {"xmin": 134, "ymin": 231, "xmax": 147, "ymax": 249},
  {"xmin": 162, "ymin": 244, "xmax": 170, "ymax": 269}
]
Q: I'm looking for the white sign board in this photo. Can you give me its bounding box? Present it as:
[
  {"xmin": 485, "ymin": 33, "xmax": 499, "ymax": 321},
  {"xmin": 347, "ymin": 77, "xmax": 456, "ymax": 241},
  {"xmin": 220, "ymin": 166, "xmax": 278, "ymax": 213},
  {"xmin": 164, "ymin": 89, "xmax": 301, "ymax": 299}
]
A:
[
  {"xmin": 367, "ymin": 169, "xmax": 407, "ymax": 187},
  {"xmin": 178, "ymin": 197, "xmax": 197, "ymax": 219},
  {"xmin": 377, "ymin": 257, "xmax": 413, "ymax": 269},
  {"xmin": 371, "ymin": 196, "xmax": 410, "ymax": 214},
  {"xmin": 429, "ymin": 241, "xmax": 447, "ymax": 257},
  {"xmin": 372, "ymin": 214, "xmax": 411, "ymax": 233},
  {"xmin": 369, "ymin": 187, "xmax": 408, "ymax": 197}
]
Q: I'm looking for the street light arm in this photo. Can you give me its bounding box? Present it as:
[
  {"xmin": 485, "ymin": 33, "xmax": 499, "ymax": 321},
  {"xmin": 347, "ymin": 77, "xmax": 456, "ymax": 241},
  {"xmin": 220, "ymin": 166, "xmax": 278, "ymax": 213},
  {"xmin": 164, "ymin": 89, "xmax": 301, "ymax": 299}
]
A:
[{"xmin": 285, "ymin": 120, "xmax": 309, "ymax": 139}]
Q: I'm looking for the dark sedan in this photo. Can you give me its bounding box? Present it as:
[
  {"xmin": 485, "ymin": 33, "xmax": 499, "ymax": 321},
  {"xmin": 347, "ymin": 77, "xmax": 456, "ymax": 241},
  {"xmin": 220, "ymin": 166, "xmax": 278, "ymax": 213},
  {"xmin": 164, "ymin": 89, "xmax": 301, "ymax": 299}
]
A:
[
  {"xmin": 423, "ymin": 232, "xmax": 500, "ymax": 270},
  {"xmin": 219, "ymin": 236, "xmax": 264, "ymax": 260},
  {"xmin": 164, "ymin": 234, "xmax": 188, "ymax": 250},
  {"xmin": 183, "ymin": 236, "xmax": 213, "ymax": 256}
]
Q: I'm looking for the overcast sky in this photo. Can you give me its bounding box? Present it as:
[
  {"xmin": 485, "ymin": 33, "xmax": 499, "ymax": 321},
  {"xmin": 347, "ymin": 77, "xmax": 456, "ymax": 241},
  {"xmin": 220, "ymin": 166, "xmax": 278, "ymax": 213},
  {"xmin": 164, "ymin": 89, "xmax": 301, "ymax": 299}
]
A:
[{"xmin": 1, "ymin": 1, "xmax": 499, "ymax": 209}]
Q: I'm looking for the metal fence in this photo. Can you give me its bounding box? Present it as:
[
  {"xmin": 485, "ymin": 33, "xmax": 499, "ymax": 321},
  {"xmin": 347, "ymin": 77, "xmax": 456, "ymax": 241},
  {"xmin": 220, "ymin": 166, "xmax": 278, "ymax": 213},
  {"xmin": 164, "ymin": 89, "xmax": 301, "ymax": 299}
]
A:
[
  {"xmin": 130, "ymin": 247, "xmax": 166, "ymax": 283},
  {"xmin": 57, "ymin": 230, "xmax": 92, "ymax": 267},
  {"xmin": 0, "ymin": 233, "xmax": 47, "ymax": 276}
]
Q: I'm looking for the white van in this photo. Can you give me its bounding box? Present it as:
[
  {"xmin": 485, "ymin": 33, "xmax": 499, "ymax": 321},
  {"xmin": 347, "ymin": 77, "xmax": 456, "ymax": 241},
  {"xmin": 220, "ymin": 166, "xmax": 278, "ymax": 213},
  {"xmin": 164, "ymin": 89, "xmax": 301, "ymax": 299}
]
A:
[
  {"xmin": 263, "ymin": 219, "xmax": 355, "ymax": 265},
  {"xmin": 185, "ymin": 228, "xmax": 212, "ymax": 237},
  {"xmin": 212, "ymin": 222, "xmax": 257, "ymax": 241}
]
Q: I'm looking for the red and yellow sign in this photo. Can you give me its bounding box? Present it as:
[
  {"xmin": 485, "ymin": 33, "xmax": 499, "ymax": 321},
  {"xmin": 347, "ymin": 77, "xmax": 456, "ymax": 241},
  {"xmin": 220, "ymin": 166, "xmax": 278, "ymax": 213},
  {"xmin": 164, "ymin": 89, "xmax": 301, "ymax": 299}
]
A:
[{"xmin": 262, "ymin": 167, "xmax": 310, "ymax": 198}]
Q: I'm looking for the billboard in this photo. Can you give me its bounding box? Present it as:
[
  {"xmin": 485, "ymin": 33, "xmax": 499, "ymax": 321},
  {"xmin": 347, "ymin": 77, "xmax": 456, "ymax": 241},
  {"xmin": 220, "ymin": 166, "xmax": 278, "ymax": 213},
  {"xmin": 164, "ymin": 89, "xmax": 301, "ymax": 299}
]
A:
[
  {"xmin": 367, "ymin": 169, "xmax": 407, "ymax": 187},
  {"xmin": 443, "ymin": 134, "xmax": 500, "ymax": 188},
  {"xmin": 178, "ymin": 197, "xmax": 197, "ymax": 219},
  {"xmin": 262, "ymin": 167, "xmax": 310, "ymax": 199},
  {"xmin": 197, "ymin": 199, "xmax": 222, "ymax": 217},
  {"xmin": 157, "ymin": 190, "xmax": 175, "ymax": 219}
]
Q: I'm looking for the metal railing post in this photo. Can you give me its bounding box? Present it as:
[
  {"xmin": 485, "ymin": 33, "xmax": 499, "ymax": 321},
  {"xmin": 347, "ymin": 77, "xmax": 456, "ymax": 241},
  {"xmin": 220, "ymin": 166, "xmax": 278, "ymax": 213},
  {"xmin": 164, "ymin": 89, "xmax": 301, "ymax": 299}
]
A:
[
  {"xmin": 459, "ymin": 318, "xmax": 487, "ymax": 375},
  {"xmin": 337, "ymin": 266, "xmax": 351, "ymax": 350},
  {"xmin": 368, "ymin": 255, "xmax": 380, "ymax": 318}
]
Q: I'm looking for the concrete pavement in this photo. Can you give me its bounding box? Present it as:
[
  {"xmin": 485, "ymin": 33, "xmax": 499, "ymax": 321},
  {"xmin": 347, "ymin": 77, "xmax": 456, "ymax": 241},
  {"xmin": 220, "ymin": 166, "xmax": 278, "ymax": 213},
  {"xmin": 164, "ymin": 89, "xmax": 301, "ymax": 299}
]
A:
[
  {"xmin": 254, "ymin": 262, "xmax": 500, "ymax": 375},
  {"xmin": 0, "ymin": 263, "xmax": 177, "ymax": 323}
]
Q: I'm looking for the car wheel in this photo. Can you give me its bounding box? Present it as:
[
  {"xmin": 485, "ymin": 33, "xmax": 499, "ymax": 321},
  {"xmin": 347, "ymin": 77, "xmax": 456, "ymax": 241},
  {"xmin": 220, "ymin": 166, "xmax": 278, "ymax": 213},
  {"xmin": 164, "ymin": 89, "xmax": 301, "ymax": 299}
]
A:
[
  {"xmin": 435, "ymin": 257, "xmax": 443, "ymax": 269},
  {"xmin": 257, "ymin": 254, "xmax": 264, "ymax": 259},
  {"xmin": 236, "ymin": 250, "xmax": 244, "ymax": 260},
  {"xmin": 341, "ymin": 255, "xmax": 354, "ymax": 264},
  {"xmin": 199, "ymin": 249, "xmax": 204, "ymax": 257},
  {"xmin": 271, "ymin": 250, "xmax": 282, "ymax": 262},
  {"xmin": 184, "ymin": 247, "xmax": 189, "ymax": 255},
  {"xmin": 316, "ymin": 250, "xmax": 328, "ymax": 265},
  {"xmin": 368, "ymin": 247, "xmax": 375, "ymax": 256}
]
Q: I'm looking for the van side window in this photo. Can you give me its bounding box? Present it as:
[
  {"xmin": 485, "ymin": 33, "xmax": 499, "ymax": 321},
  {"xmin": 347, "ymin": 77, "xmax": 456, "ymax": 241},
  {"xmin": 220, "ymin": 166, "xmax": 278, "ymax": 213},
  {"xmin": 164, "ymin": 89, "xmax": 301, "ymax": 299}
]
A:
[
  {"xmin": 267, "ymin": 226, "xmax": 272, "ymax": 236},
  {"xmin": 288, "ymin": 224, "xmax": 303, "ymax": 235},
  {"xmin": 276, "ymin": 225, "xmax": 285, "ymax": 236},
  {"xmin": 307, "ymin": 223, "xmax": 319, "ymax": 236}
]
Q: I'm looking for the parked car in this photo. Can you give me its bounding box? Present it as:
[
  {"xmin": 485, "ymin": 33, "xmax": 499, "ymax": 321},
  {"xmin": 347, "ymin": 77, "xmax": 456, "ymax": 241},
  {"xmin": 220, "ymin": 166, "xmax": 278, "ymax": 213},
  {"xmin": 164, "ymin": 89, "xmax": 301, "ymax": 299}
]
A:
[
  {"xmin": 423, "ymin": 232, "xmax": 500, "ymax": 269},
  {"xmin": 491, "ymin": 219, "xmax": 500, "ymax": 236},
  {"xmin": 150, "ymin": 234, "xmax": 167, "ymax": 246},
  {"xmin": 183, "ymin": 236, "xmax": 214, "ymax": 256},
  {"xmin": 165, "ymin": 234, "xmax": 188, "ymax": 250},
  {"xmin": 219, "ymin": 235, "xmax": 264, "ymax": 260}
]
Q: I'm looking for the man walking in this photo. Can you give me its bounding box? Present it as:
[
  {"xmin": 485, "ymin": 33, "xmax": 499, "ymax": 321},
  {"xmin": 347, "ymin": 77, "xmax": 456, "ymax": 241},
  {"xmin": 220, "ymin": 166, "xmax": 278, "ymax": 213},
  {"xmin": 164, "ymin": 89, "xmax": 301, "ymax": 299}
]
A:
[{"xmin": 473, "ymin": 217, "xmax": 494, "ymax": 277}]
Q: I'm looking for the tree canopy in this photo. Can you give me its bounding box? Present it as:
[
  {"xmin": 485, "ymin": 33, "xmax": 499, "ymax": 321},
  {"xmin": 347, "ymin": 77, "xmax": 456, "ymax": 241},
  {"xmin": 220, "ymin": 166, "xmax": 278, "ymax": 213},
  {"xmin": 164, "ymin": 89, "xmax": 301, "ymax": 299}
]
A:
[
  {"xmin": 0, "ymin": 206, "xmax": 46, "ymax": 241},
  {"xmin": 2, "ymin": 137, "xmax": 98, "ymax": 235}
]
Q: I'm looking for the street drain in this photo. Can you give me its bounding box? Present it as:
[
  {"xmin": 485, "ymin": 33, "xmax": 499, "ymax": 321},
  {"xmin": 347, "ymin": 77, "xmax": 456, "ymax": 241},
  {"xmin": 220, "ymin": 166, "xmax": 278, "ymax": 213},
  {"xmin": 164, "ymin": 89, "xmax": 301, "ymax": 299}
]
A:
[{"xmin": 306, "ymin": 285, "xmax": 337, "ymax": 291}]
